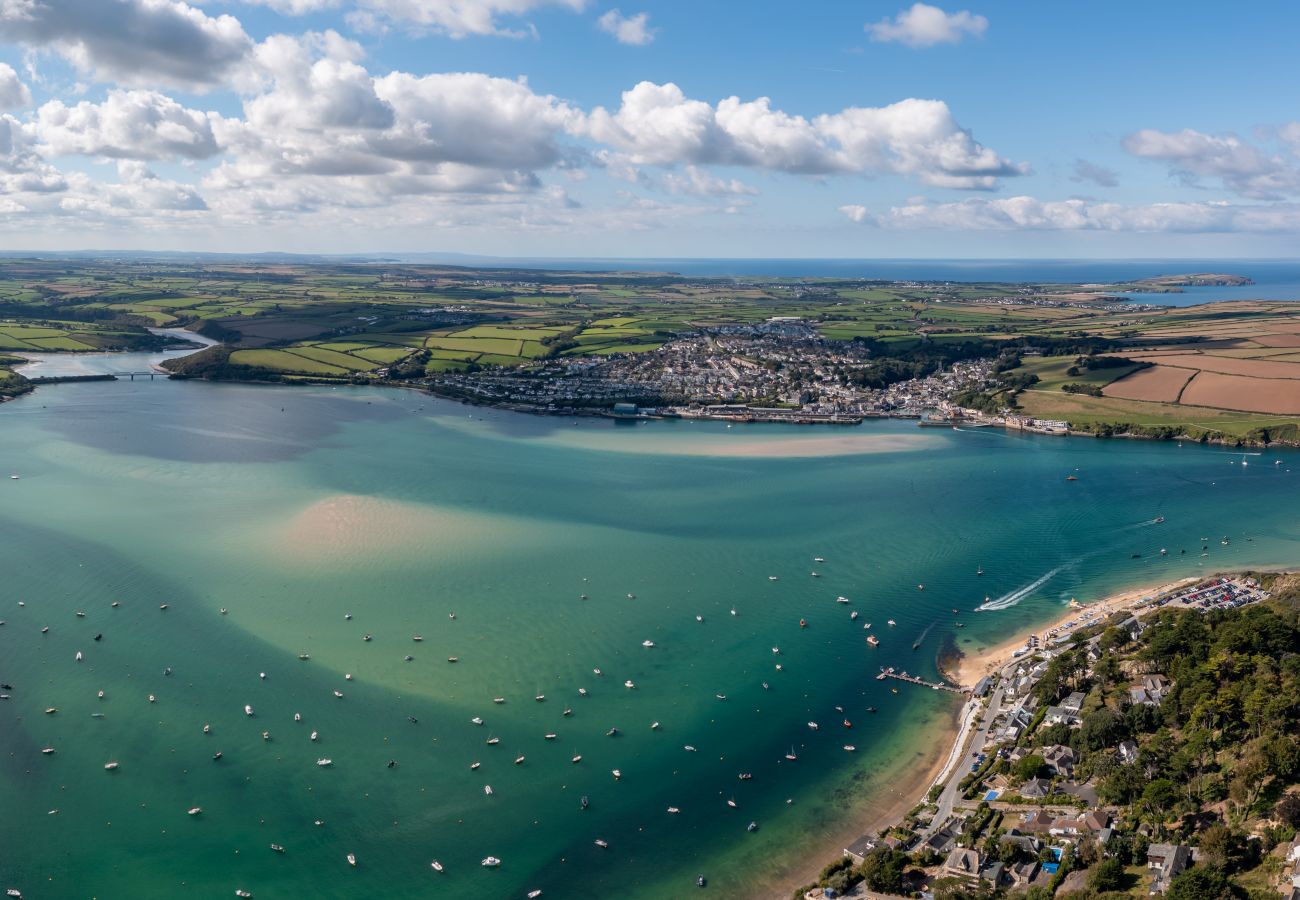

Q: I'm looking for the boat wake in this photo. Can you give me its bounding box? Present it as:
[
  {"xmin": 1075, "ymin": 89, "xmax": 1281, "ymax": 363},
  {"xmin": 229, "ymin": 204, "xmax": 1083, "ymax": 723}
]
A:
[{"xmin": 976, "ymin": 567, "xmax": 1062, "ymax": 611}]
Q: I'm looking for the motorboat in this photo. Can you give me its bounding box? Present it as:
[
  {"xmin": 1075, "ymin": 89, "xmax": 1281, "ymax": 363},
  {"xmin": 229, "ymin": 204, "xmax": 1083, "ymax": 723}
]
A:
[
  {"xmin": 844, "ymin": 745, "xmax": 856, "ymax": 751},
  {"xmin": 684, "ymin": 745, "xmax": 697, "ymax": 752},
  {"xmin": 580, "ymin": 796, "xmax": 589, "ymax": 809},
  {"xmin": 579, "ymin": 688, "xmax": 588, "ymax": 696},
  {"xmin": 431, "ymin": 860, "xmax": 444, "ymax": 872},
  {"xmin": 836, "ymin": 596, "xmax": 850, "ymax": 604},
  {"xmin": 270, "ymin": 844, "xmax": 284, "ymax": 853},
  {"xmin": 484, "ymin": 785, "xmax": 493, "ymax": 796},
  {"xmin": 534, "ymin": 694, "xmax": 545, "ymax": 702},
  {"xmin": 563, "ymin": 707, "xmax": 573, "ymax": 716},
  {"xmin": 715, "ymin": 694, "xmax": 727, "ymax": 701},
  {"xmin": 641, "ymin": 640, "xmax": 655, "ymax": 648},
  {"xmin": 41, "ymin": 747, "xmax": 55, "ymax": 755},
  {"xmin": 807, "ymin": 722, "xmax": 818, "ymax": 730},
  {"xmin": 737, "ymin": 773, "xmax": 752, "ymax": 780},
  {"xmin": 104, "ymin": 761, "xmax": 119, "ymax": 771},
  {"xmin": 747, "ymin": 821, "xmax": 758, "ymax": 832},
  {"xmin": 188, "ymin": 807, "xmax": 202, "ymax": 816},
  {"xmin": 544, "ymin": 733, "xmax": 557, "ymax": 740},
  {"xmin": 487, "ymin": 737, "xmax": 500, "ymax": 745},
  {"xmin": 481, "ymin": 857, "xmax": 501, "ymax": 868},
  {"xmin": 887, "ymin": 619, "xmax": 896, "ymax": 626},
  {"xmin": 493, "ymin": 697, "xmax": 505, "ymax": 704},
  {"xmin": 347, "ymin": 853, "xmax": 357, "ymax": 867},
  {"xmin": 310, "ymin": 731, "xmax": 319, "ymax": 741},
  {"xmin": 867, "ymin": 636, "xmax": 880, "ymax": 647},
  {"xmin": 470, "ymin": 762, "xmax": 481, "ymax": 770},
  {"xmin": 651, "ymin": 721, "xmax": 660, "ymax": 729},
  {"xmin": 624, "ymin": 680, "xmax": 635, "ymax": 689},
  {"xmin": 606, "ymin": 727, "xmax": 618, "ymax": 737},
  {"xmin": 612, "ymin": 769, "xmax": 622, "ymax": 779},
  {"xmin": 726, "ymin": 798, "xmax": 737, "ymax": 808},
  {"xmin": 572, "ymin": 753, "xmax": 582, "ymax": 763},
  {"xmin": 514, "ymin": 755, "xmax": 525, "ymax": 765},
  {"xmin": 594, "ymin": 839, "xmax": 609, "ymax": 848},
  {"xmin": 316, "ymin": 759, "xmax": 332, "ymax": 767},
  {"xmin": 244, "ymin": 705, "xmax": 254, "ymax": 717},
  {"xmin": 333, "ymin": 690, "xmax": 344, "ymax": 698}
]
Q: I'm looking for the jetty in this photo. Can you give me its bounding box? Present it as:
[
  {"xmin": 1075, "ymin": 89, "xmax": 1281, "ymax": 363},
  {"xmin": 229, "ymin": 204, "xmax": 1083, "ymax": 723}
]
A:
[{"xmin": 876, "ymin": 667, "xmax": 964, "ymax": 694}]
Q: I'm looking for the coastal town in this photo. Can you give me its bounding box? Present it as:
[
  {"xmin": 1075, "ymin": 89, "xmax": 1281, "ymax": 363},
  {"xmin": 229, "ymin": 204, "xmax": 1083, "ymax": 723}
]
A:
[
  {"xmin": 797, "ymin": 574, "xmax": 1300, "ymax": 900},
  {"xmin": 420, "ymin": 318, "xmax": 1001, "ymax": 425}
]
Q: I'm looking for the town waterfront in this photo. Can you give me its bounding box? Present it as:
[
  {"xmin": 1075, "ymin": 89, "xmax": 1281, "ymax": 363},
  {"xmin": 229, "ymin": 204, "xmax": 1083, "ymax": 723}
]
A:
[{"xmin": 2, "ymin": 378, "xmax": 1299, "ymax": 899}]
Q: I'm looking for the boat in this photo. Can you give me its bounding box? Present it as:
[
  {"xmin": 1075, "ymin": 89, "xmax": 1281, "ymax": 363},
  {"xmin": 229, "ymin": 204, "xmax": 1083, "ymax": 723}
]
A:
[
  {"xmin": 612, "ymin": 769, "xmax": 621, "ymax": 779},
  {"xmin": 593, "ymin": 668, "xmax": 602, "ymax": 675},
  {"xmin": 44, "ymin": 707, "xmax": 57, "ymax": 715},
  {"xmin": 294, "ymin": 713, "xmax": 301, "ymax": 722},
  {"xmin": 799, "ymin": 619, "xmax": 806, "ymax": 628},
  {"xmin": 695, "ymin": 615, "xmax": 704, "ymax": 622},
  {"xmin": 149, "ymin": 694, "xmax": 156, "ymax": 703},
  {"xmin": 578, "ymin": 688, "xmax": 588, "ymax": 696},
  {"xmin": 976, "ymin": 566, "xmax": 984, "ymax": 575},
  {"xmin": 867, "ymin": 635, "xmax": 880, "ymax": 646},
  {"xmin": 1155, "ymin": 516, "xmax": 1166, "ymax": 524},
  {"xmin": 747, "ymin": 821, "xmax": 758, "ymax": 832},
  {"xmin": 651, "ymin": 721, "xmax": 660, "ymax": 729},
  {"xmin": 484, "ymin": 785, "xmax": 493, "ymax": 796},
  {"xmin": 75, "ymin": 652, "xmax": 82, "ymax": 662},
  {"xmin": 697, "ymin": 875, "xmax": 707, "ymax": 888},
  {"xmin": 472, "ymin": 716, "xmax": 484, "ymax": 725},
  {"xmin": 836, "ymin": 596, "xmax": 849, "ymax": 604},
  {"xmin": 726, "ymin": 798, "xmax": 737, "ymax": 808},
  {"xmin": 310, "ymin": 731, "xmax": 318, "ymax": 741},
  {"xmin": 768, "ymin": 576, "xmax": 778, "ymax": 581},
  {"xmin": 431, "ymin": 860, "xmax": 444, "ymax": 873},
  {"xmin": 235, "ymin": 892, "xmax": 252, "ymax": 898},
  {"xmin": 594, "ymin": 839, "xmax": 609, "ymax": 848},
  {"xmin": 843, "ymin": 719, "xmax": 852, "ymax": 728},
  {"xmin": 487, "ymin": 736, "xmax": 500, "ymax": 745},
  {"xmin": 844, "ymin": 745, "xmax": 856, "ymax": 751},
  {"xmin": 244, "ymin": 705, "xmax": 254, "ymax": 717},
  {"xmin": 470, "ymin": 762, "xmax": 481, "ymax": 770},
  {"xmin": 730, "ymin": 608, "xmax": 737, "ymax": 616},
  {"xmin": 347, "ymin": 853, "xmax": 357, "ymax": 867},
  {"xmin": 624, "ymin": 680, "xmax": 635, "ymax": 689},
  {"xmin": 270, "ymin": 844, "xmax": 284, "ymax": 853},
  {"xmin": 104, "ymin": 761, "xmax": 119, "ymax": 771},
  {"xmin": 887, "ymin": 619, "xmax": 896, "ymax": 626},
  {"xmin": 493, "ymin": 697, "xmax": 506, "ymax": 704},
  {"xmin": 41, "ymin": 747, "xmax": 54, "ymax": 755},
  {"xmin": 807, "ymin": 721, "xmax": 818, "ymax": 730},
  {"xmin": 572, "ymin": 753, "xmax": 582, "ymax": 763},
  {"xmin": 580, "ymin": 796, "xmax": 589, "ymax": 809},
  {"xmin": 605, "ymin": 727, "xmax": 618, "ymax": 737},
  {"xmin": 563, "ymin": 707, "xmax": 573, "ymax": 716},
  {"xmin": 213, "ymin": 752, "xmax": 222, "ymax": 760},
  {"xmin": 544, "ymin": 733, "xmax": 557, "ymax": 740},
  {"xmin": 333, "ymin": 690, "xmax": 344, "ymax": 698},
  {"xmin": 528, "ymin": 891, "xmax": 542, "ymax": 899},
  {"xmin": 785, "ymin": 747, "xmax": 797, "ymax": 761},
  {"xmin": 534, "ymin": 693, "xmax": 545, "ymax": 702},
  {"xmin": 1066, "ymin": 475, "xmax": 1078, "ymax": 481},
  {"xmin": 668, "ymin": 806, "xmax": 681, "ymax": 814},
  {"xmin": 316, "ymin": 759, "xmax": 332, "ymax": 767},
  {"xmin": 771, "ymin": 647, "xmax": 780, "ymax": 655},
  {"xmin": 684, "ymin": 745, "xmax": 697, "ymax": 752},
  {"xmin": 362, "ymin": 634, "xmax": 372, "ymax": 642},
  {"xmin": 850, "ymin": 611, "xmax": 858, "ymax": 620},
  {"xmin": 738, "ymin": 773, "xmax": 752, "ymax": 780},
  {"xmin": 188, "ymin": 807, "xmax": 202, "ymax": 815},
  {"xmin": 447, "ymin": 657, "xmax": 458, "ymax": 663},
  {"xmin": 641, "ymin": 640, "xmax": 655, "ymax": 648},
  {"xmin": 412, "ymin": 635, "xmax": 423, "ymax": 642},
  {"xmin": 514, "ymin": 755, "xmax": 526, "ymax": 765},
  {"xmin": 715, "ymin": 694, "xmax": 727, "ymax": 701},
  {"xmin": 814, "ymin": 556, "xmax": 824, "ymax": 563},
  {"xmin": 481, "ymin": 857, "xmax": 501, "ymax": 867}
]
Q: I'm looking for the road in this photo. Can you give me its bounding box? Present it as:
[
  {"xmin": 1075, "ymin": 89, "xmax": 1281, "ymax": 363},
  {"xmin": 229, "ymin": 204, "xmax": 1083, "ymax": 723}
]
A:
[{"xmin": 922, "ymin": 683, "xmax": 1005, "ymax": 837}]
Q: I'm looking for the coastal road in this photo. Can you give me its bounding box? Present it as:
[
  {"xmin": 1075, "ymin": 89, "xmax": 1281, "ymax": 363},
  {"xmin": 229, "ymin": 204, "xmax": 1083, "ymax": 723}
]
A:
[{"xmin": 923, "ymin": 683, "xmax": 1004, "ymax": 838}]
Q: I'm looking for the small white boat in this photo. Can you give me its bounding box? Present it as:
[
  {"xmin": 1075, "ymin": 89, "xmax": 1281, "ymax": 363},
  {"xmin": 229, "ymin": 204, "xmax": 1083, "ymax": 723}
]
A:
[
  {"xmin": 771, "ymin": 647, "xmax": 780, "ymax": 655},
  {"xmin": 534, "ymin": 694, "xmax": 545, "ymax": 702},
  {"xmin": 612, "ymin": 769, "xmax": 621, "ymax": 780},
  {"xmin": 624, "ymin": 680, "xmax": 635, "ymax": 689},
  {"xmin": 310, "ymin": 731, "xmax": 318, "ymax": 741},
  {"xmin": 259, "ymin": 672, "xmax": 266, "ymax": 680},
  {"xmin": 768, "ymin": 576, "xmax": 778, "ymax": 581},
  {"xmin": 844, "ymin": 745, "xmax": 856, "ymax": 752},
  {"xmin": 44, "ymin": 707, "xmax": 57, "ymax": 715},
  {"xmin": 593, "ymin": 668, "xmax": 602, "ymax": 675},
  {"xmin": 887, "ymin": 619, "xmax": 896, "ymax": 626},
  {"xmin": 807, "ymin": 722, "xmax": 818, "ymax": 730},
  {"xmin": 347, "ymin": 853, "xmax": 357, "ymax": 867},
  {"xmin": 684, "ymin": 745, "xmax": 697, "ymax": 752},
  {"xmin": 75, "ymin": 652, "xmax": 82, "ymax": 662},
  {"xmin": 481, "ymin": 856, "xmax": 501, "ymax": 867},
  {"xmin": 667, "ymin": 806, "xmax": 681, "ymax": 814},
  {"xmin": 493, "ymin": 697, "xmax": 505, "ymax": 704},
  {"xmin": 836, "ymin": 596, "xmax": 850, "ymax": 604},
  {"xmin": 578, "ymin": 688, "xmax": 588, "ymax": 696},
  {"xmin": 487, "ymin": 736, "xmax": 500, "ymax": 745},
  {"xmin": 148, "ymin": 695, "xmax": 156, "ymax": 703},
  {"xmin": 651, "ymin": 721, "xmax": 660, "ymax": 729},
  {"xmin": 431, "ymin": 860, "xmax": 444, "ymax": 873},
  {"xmin": 484, "ymin": 785, "xmax": 493, "ymax": 796},
  {"xmin": 333, "ymin": 690, "xmax": 344, "ymax": 698},
  {"xmin": 641, "ymin": 640, "xmax": 655, "ymax": 648},
  {"xmin": 316, "ymin": 758, "xmax": 332, "ymax": 767},
  {"xmin": 726, "ymin": 798, "xmax": 737, "ymax": 808},
  {"xmin": 294, "ymin": 713, "xmax": 301, "ymax": 722},
  {"xmin": 528, "ymin": 891, "xmax": 542, "ymax": 898},
  {"xmin": 188, "ymin": 807, "xmax": 202, "ymax": 816},
  {"xmin": 470, "ymin": 761, "xmax": 481, "ymax": 770},
  {"xmin": 544, "ymin": 733, "xmax": 557, "ymax": 740},
  {"xmin": 785, "ymin": 747, "xmax": 797, "ymax": 761},
  {"xmin": 41, "ymin": 747, "xmax": 55, "ymax": 755},
  {"xmin": 244, "ymin": 705, "xmax": 254, "ymax": 717},
  {"xmin": 412, "ymin": 635, "xmax": 423, "ymax": 642},
  {"xmin": 814, "ymin": 557, "xmax": 825, "ymax": 562},
  {"xmin": 572, "ymin": 753, "xmax": 582, "ymax": 763},
  {"xmin": 695, "ymin": 615, "xmax": 704, "ymax": 622},
  {"xmin": 850, "ymin": 611, "xmax": 859, "ymax": 620},
  {"xmin": 715, "ymin": 694, "xmax": 726, "ymax": 701},
  {"xmin": 104, "ymin": 761, "xmax": 119, "ymax": 771},
  {"xmin": 730, "ymin": 608, "xmax": 737, "ymax": 616},
  {"xmin": 235, "ymin": 891, "xmax": 252, "ymax": 898},
  {"xmin": 514, "ymin": 755, "xmax": 525, "ymax": 765},
  {"xmin": 595, "ymin": 839, "xmax": 609, "ymax": 848}
]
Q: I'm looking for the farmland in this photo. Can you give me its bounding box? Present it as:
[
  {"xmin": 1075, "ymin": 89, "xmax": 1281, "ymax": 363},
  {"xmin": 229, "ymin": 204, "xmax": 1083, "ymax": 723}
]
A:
[{"xmin": 0, "ymin": 257, "xmax": 1294, "ymax": 441}]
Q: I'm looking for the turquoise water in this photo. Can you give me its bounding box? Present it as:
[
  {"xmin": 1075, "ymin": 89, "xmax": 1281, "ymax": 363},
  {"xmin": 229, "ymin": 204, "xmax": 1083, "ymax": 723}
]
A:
[{"xmin": 1, "ymin": 379, "xmax": 1299, "ymax": 899}]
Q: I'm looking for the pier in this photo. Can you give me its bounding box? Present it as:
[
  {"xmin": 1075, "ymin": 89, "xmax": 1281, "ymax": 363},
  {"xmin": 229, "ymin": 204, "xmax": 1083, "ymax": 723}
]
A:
[{"xmin": 876, "ymin": 667, "xmax": 965, "ymax": 694}]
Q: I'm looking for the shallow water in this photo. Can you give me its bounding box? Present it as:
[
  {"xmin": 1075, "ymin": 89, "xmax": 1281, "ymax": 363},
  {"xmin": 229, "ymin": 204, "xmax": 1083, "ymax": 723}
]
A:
[{"xmin": 1, "ymin": 380, "xmax": 1298, "ymax": 899}]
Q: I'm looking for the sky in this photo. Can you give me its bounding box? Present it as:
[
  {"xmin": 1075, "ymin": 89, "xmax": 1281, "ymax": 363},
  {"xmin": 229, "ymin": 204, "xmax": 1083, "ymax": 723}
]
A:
[{"xmin": 0, "ymin": 0, "xmax": 1298, "ymax": 258}]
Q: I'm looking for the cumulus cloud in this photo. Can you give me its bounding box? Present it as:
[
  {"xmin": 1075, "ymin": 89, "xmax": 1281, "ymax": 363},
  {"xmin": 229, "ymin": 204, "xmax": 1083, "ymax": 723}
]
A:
[
  {"xmin": 867, "ymin": 3, "xmax": 987, "ymax": 48},
  {"xmin": 345, "ymin": 0, "xmax": 587, "ymax": 37},
  {"xmin": 585, "ymin": 82, "xmax": 1026, "ymax": 188},
  {"xmin": 839, "ymin": 203, "xmax": 870, "ymax": 223},
  {"xmin": 239, "ymin": 0, "xmax": 341, "ymax": 13},
  {"xmin": 1071, "ymin": 158, "xmax": 1118, "ymax": 188},
  {"xmin": 877, "ymin": 195, "xmax": 1300, "ymax": 232},
  {"xmin": 0, "ymin": 0, "xmax": 252, "ymax": 90},
  {"xmin": 597, "ymin": 9, "xmax": 653, "ymax": 45},
  {"xmin": 0, "ymin": 62, "xmax": 31, "ymax": 109},
  {"xmin": 34, "ymin": 90, "xmax": 221, "ymax": 160},
  {"xmin": 1123, "ymin": 127, "xmax": 1300, "ymax": 200}
]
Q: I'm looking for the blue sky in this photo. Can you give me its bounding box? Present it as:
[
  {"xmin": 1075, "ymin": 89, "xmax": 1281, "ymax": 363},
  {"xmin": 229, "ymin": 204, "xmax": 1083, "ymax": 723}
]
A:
[{"xmin": 0, "ymin": 0, "xmax": 1297, "ymax": 257}]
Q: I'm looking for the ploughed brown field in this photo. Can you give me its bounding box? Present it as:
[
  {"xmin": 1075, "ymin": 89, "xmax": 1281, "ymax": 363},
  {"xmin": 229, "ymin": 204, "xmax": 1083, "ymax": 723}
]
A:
[
  {"xmin": 1128, "ymin": 353, "xmax": 1300, "ymax": 379},
  {"xmin": 1180, "ymin": 372, "xmax": 1300, "ymax": 414},
  {"xmin": 1103, "ymin": 365, "xmax": 1195, "ymax": 403}
]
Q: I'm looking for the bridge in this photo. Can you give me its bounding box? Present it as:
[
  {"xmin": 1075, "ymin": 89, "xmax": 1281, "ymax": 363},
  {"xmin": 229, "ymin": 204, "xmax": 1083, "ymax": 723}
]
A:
[
  {"xmin": 876, "ymin": 666, "xmax": 966, "ymax": 694},
  {"xmin": 27, "ymin": 372, "xmax": 167, "ymax": 384}
]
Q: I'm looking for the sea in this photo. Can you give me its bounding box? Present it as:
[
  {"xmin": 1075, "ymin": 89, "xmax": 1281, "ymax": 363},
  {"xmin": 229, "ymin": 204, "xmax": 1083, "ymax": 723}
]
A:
[
  {"xmin": 415, "ymin": 256, "xmax": 1300, "ymax": 307},
  {"xmin": 2, "ymin": 324, "xmax": 1300, "ymax": 899}
]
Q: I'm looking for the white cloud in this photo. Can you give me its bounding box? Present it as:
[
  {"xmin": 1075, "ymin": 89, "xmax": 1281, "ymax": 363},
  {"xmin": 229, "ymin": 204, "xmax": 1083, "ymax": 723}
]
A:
[
  {"xmin": 1123, "ymin": 127, "xmax": 1300, "ymax": 200},
  {"xmin": 0, "ymin": 62, "xmax": 31, "ymax": 109},
  {"xmin": 0, "ymin": 0, "xmax": 252, "ymax": 90},
  {"xmin": 867, "ymin": 3, "xmax": 987, "ymax": 48},
  {"xmin": 839, "ymin": 204, "xmax": 870, "ymax": 223},
  {"xmin": 1071, "ymin": 158, "xmax": 1118, "ymax": 188},
  {"xmin": 585, "ymin": 82, "xmax": 1025, "ymax": 188},
  {"xmin": 877, "ymin": 195, "xmax": 1300, "ymax": 232},
  {"xmin": 34, "ymin": 90, "xmax": 221, "ymax": 160},
  {"xmin": 239, "ymin": 0, "xmax": 341, "ymax": 14},
  {"xmin": 597, "ymin": 9, "xmax": 653, "ymax": 45},
  {"xmin": 346, "ymin": 0, "xmax": 588, "ymax": 37}
]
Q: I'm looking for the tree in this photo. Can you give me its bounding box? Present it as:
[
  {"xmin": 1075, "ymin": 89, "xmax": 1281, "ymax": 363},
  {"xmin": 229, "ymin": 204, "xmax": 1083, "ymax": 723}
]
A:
[
  {"xmin": 1079, "ymin": 706, "xmax": 1127, "ymax": 751},
  {"xmin": 1014, "ymin": 754, "xmax": 1047, "ymax": 782},
  {"xmin": 1088, "ymin": 857, "xmax": 1125, "ymax": 893},
  {"xmin": 1164, "ymin": 865, "xmax": 1241, "ymax": 900},
  {"xmin": 858, "ymin": 848, "xmax": 910, "ymax": 893},
  {"xmin": 1274, "ymin": 792, "xmax": 1300, "ymax": 828}
]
